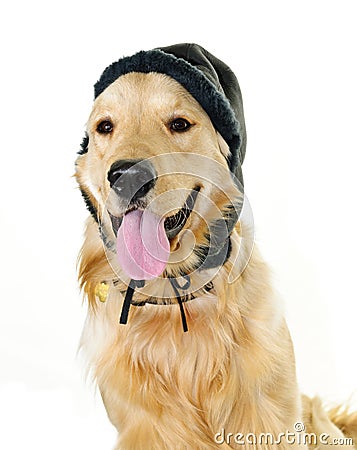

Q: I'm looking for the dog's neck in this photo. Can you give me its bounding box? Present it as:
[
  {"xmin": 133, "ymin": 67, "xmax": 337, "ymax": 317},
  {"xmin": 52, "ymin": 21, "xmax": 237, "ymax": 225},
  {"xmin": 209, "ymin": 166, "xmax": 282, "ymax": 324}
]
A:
[
  {"xmin": 96, "ymin": 266, "xmax": 221, "ymax": 333},
  {"xmin": 94, "ymin": 234, "xmax": 231, "ymax": 333},
  {"xmin": 96, "ymin": 276, "xmax": 215, "ymax": 305},
  {"xmin": 95, "ymin": 213, "xmax": 240, "ymax": 332}
]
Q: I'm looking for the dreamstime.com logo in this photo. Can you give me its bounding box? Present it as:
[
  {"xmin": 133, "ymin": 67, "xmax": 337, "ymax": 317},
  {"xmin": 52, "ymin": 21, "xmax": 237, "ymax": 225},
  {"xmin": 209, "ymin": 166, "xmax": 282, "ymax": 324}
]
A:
[{"xmin": 214, "ymin": 422, "xmax": 354, "ymax": 446}]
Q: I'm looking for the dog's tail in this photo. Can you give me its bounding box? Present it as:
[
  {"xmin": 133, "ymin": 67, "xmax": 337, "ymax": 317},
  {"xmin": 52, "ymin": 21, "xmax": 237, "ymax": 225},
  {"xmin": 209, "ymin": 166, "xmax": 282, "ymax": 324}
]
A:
[
  {"xmin": 328, "ymin": 403, "xmax": 357, "ymax": 445},
  {"xmin": 302, "ymin": 395, "xmax": 357, "ymax": 448}
]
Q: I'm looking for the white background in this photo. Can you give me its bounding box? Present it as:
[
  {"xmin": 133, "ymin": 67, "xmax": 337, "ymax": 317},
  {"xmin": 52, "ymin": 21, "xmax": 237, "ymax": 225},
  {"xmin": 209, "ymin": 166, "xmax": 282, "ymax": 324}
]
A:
[{"xmin": 0, "ymin": 1, "xmax": 356, "ymax": 448}]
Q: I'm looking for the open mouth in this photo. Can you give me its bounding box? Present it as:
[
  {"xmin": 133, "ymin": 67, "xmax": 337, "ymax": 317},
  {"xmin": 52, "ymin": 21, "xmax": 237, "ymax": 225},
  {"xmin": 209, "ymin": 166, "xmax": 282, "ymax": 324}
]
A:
[
  {"xmin": 108, "ymin": 186, "xmax": 200, "ymax": 240},
  {"xmin": 164, "ymin": 186, "xmax": 200, "ymax": 239}
]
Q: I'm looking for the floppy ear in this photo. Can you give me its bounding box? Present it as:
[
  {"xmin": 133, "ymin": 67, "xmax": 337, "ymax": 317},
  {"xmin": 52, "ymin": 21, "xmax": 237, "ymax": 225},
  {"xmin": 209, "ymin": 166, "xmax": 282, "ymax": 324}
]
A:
[{"xmin": 216, "ymin": 132, "xmax": 230, "ymax": 159}]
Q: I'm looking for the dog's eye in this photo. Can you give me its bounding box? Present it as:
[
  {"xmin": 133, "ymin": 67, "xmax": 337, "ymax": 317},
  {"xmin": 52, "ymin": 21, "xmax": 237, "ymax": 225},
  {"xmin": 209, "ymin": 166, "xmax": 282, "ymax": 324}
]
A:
[
  {"xmin": 170, "ymin": 118, "xmax": 192, "ymax": 132},
  {"xmin": 97, "ymin": 120, "xmax": 114, "ymax": 134}
]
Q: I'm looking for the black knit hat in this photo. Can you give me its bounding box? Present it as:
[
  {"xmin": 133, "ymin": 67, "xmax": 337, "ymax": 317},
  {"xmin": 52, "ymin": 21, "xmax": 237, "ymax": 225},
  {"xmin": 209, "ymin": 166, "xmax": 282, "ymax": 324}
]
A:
[{"xmin": 94, "ymin": 43, "xmax": 247, "ymax": 187}]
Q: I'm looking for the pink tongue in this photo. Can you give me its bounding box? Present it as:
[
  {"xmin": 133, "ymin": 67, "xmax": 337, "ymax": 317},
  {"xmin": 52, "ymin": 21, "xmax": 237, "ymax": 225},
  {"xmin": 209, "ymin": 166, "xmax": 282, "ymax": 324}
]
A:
[{"xmin": 116, "ymin": 209, "xmax": 170, "ymax": 280}]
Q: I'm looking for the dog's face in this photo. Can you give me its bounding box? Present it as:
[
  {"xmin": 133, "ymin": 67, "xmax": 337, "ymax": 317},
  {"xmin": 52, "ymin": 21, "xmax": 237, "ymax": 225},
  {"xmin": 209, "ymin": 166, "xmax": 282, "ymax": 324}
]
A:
[{"xmin": 76, "ymin": 72, "xmax": 241, "ymax": 283}]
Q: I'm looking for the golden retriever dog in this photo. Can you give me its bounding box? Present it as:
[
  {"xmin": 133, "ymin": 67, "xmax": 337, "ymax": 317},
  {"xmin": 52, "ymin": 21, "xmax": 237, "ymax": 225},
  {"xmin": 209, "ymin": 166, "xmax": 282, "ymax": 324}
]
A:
[{"xmin": 75, "ymin": 44, "xmax": 357, "ymax": 449}]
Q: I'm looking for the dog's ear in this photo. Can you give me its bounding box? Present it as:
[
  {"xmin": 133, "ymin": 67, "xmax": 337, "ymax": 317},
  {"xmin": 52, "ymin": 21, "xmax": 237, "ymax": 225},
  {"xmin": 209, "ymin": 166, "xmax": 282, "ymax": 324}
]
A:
[{"xmin": 216, "ymin": 132, "xmax": 230, "ymax": 159}]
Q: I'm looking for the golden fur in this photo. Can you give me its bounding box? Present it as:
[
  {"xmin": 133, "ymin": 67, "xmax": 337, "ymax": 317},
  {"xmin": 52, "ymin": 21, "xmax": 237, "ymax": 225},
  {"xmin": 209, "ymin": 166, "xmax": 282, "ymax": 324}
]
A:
[{"xmin": 76, "ymin": 72, "xmax": 356, "ymax": 449}]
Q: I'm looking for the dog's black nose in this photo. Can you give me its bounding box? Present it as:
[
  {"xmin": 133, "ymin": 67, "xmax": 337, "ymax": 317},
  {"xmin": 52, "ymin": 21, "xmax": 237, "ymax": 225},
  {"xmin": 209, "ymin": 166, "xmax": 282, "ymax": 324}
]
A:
[{"xmin": 107, "ymin": 159, "xmax": 156, "ymax": 202}]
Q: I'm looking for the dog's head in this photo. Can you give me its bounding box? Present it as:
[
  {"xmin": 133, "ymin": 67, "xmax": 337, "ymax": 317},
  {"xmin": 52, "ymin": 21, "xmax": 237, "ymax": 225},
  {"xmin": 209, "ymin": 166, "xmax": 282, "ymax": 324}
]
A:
[{"xmin": 75, "ymin": 44, "xmax": 248, "ymax": 313}]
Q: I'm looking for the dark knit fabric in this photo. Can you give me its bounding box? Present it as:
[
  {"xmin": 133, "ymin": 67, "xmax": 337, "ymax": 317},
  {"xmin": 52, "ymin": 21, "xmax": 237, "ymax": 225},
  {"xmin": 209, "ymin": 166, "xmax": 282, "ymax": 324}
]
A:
[{"xmin": 78, "ymin": 133, "xmax": 89, "ymax": 155}]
